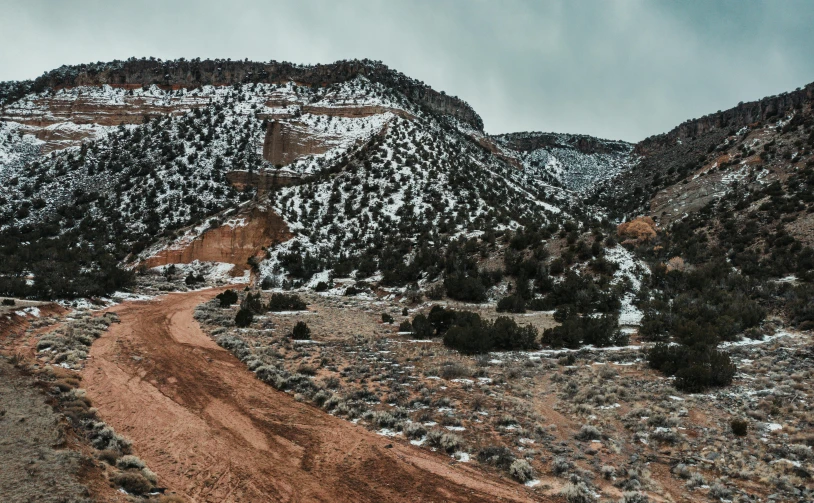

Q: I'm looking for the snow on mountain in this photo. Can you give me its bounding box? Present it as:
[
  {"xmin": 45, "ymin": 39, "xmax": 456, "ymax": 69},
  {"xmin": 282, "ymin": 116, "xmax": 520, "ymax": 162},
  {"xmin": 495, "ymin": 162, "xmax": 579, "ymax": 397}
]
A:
[{"xmin": 492, "ymin": 132, "xmax": 634, "ymax": 193}]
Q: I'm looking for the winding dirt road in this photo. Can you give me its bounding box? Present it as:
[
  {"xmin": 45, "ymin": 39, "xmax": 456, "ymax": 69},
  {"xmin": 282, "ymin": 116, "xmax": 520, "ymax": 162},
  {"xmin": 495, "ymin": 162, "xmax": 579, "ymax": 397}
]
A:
[{"xmin": 81, "ymin": 288, "xmax": 540, "ymax": 502}]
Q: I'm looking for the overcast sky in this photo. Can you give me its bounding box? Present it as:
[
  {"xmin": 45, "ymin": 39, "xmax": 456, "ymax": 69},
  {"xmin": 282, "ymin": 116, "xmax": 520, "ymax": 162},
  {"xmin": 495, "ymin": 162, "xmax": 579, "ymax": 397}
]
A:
[{"xmin": 2, "ymin": 0, "xmax": 813, "ymax": 142}]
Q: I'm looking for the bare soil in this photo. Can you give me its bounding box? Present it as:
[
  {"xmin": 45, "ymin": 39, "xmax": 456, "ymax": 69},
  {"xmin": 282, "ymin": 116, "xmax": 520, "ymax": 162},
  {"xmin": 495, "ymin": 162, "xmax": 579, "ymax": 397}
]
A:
[{"xmin": 81, "ymin": 287, "xmax": 542, "ymax": 502}]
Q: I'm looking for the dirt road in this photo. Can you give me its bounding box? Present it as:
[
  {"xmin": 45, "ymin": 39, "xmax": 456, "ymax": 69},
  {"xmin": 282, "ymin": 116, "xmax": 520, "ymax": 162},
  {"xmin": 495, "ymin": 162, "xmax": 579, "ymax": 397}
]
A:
[{"xmin": 81, "ymin": 288, "xmax": 540, "ymax": 502}]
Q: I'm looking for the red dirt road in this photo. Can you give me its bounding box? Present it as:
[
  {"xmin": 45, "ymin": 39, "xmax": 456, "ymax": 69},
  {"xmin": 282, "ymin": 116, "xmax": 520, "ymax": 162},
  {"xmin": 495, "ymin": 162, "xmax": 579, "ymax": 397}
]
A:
[{"xmin": 81, "ymin": 288, "xmax": 541, "ymax": 502}]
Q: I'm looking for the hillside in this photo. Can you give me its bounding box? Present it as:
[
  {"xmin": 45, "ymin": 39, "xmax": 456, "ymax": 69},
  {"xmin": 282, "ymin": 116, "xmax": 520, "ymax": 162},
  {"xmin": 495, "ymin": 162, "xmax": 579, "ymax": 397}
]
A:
[
  {"xmin": 492, "ymin": 132, "xmax": 633, "ymax": 192},
  {"xmin": 1, "ymin": 57, "xmax": 814, "ymax": 503},
  {"xmin": 0, "ymin": 58, "xmax": 629, "ymax": 300}
]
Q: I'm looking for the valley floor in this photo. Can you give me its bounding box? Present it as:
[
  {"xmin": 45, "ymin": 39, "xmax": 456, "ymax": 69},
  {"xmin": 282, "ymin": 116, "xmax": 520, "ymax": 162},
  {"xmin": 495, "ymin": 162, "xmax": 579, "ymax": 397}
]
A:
[{"xmin": 80, "ymin": 287, "xmax": 536, "ymax": 502}]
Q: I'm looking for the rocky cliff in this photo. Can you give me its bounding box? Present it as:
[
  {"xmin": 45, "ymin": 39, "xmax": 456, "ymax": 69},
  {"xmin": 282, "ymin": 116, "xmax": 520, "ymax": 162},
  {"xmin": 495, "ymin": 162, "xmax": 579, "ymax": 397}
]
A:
[{"xmin": 0, "ymin": 58, "xmax": 483, "ymax": 130}]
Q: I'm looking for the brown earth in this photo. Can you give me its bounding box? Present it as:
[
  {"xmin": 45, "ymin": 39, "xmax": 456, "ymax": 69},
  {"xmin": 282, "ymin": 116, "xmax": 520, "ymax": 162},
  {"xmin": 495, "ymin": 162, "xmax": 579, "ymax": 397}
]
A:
[
  {"xmin": 141, "ymin": 208, "xmax": 291, "ymax": 274},
  {"xmin": 80, "ymin": 287, "xmax": 543, "ymax": 503}
]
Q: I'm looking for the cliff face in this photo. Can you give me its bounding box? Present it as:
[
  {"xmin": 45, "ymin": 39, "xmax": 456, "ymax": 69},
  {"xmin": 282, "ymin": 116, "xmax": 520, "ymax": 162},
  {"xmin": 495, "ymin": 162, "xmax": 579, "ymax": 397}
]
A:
[
  {"xmin": 490, "ymin": 131, "xmax": 634, "ymax": 192},
  {"xmin": 0, "ymin": 58, "xmax": 483, "ymax": 130},
  {"xmin": 495, "ymin": 131, "xmax": 631, "ymax": 156},
  {"xmin": 142, "ymin": 208, "xmax": 291, "ymax": 273},
  {"xmin": 636, "ymin": 82, "xmax": 814, "ymax": 155}
]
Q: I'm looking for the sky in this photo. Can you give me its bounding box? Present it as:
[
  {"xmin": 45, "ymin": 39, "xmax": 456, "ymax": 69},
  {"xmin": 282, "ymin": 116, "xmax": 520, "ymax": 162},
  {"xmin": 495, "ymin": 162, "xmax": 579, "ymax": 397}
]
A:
[{"xmin": 1, "ymin": 0, "xmax": 813, "ymax": 142}]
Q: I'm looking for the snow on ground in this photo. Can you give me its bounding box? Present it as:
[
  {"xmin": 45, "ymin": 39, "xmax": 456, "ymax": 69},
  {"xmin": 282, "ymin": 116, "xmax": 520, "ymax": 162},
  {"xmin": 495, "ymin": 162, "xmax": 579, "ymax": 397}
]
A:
[{"xmin": 605, "ymin": 246, "xmax": 647, "ymax": 326}]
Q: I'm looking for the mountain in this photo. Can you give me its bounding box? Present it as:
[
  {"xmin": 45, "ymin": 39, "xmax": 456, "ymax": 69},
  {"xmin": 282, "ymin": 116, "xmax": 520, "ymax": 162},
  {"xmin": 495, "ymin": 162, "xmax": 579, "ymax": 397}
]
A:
[
  {"xmin": 491, "ymin": 132, "xmax": 633, "ymax": 192},
  {"xmin": 0, "ymin": 57, "xmax": 622, "ymax": 299}
]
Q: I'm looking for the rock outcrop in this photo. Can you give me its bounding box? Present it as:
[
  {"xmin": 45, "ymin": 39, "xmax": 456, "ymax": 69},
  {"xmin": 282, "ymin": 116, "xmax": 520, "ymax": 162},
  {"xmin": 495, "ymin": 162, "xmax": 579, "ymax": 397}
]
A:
[
  {"xmin": 142, "ymin": 208, "xmax": 291, "ymax": 274},
  {"xmin": 1, "ymin": 58, "xmax": 483, "ymax": 130}
]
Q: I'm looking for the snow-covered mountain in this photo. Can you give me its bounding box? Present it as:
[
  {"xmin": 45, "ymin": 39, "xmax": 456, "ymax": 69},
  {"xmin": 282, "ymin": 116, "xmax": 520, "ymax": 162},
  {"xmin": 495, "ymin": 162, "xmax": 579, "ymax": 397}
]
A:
[
  {"xmin": 492, "ymin": 132, "xmax": 634, "ymax": 192},
  {"xmin": 0, "ymin": 58, "xmax": 617, "ymax": 298}
]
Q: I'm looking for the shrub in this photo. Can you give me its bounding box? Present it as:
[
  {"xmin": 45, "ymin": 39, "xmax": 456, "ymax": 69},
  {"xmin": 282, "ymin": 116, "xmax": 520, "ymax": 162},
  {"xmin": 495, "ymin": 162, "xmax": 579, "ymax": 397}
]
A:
[
  {"xmin": 398, "ymin": 320, "xmax": 412, "ymax": 332},
  {"xmin": 215, "ymin": 289, "xmax": 238, "ymax": 307},
  {"xmin": 292, "ymin": 321, "xmax": 311, "ymax": 340},
  {"xmin": 404, "ymin": 422, "xmax": 427, "ymax": 440},
  {"xmin": 314, "ymin": 281, "xmax": 328, "ymax": 292},
  {"xmin": 648, "ymin": 344, "xmax": 736, "ymax": 392},
  {"xmin": 1, "ymin": 298, "xmax": 14, "ymax": 306},
  {"xmin": 477, "ymin": 445, "xmax": 516, "ymax": 470},
  {"xmin": 496, "ymin": 294, "xmax": 526, "ymax": 313},
  {"xmin": 234, "ymin": 308, "xmax": 253, "ymax": 327},
  {"xmin": 427, "ymin": 305, "xmax": 457, "ymax": 335},
  {"xmin": 443, "ymin": 312, "xmax": 538, "ymax": 354},
  {"xmin": 426, "ymin": 283, "xmax": 445, "ymax": 300},
  {"xmin": 620, "ymin": 492, "xmax": 650, "ymax": 503},
  {"xmin": 116, "ymin": 455, "xmax": 146, "ymax": 470},
  {"xmin": 443, "ymin": 312, "xmax": 493, "ymax": 354},
  {"xmin": 731, "ymin": 418, "xmax": 748, "ymax": 436},
  {"xmin": 559, "ymin": 482, "xmax": 594, "ymax": 503},
  {"xmin": 575, "ymin": 424, "xmax": 601, "ymax": 441},
  {"xmin": 543, "ymin": 313, "xmax": 626, "ymax": 349},
  {"xmin": 268, "ymin": 293, "xmax": 307, "ymax": 311},
  {"xmin": 410, "ymin": 314, "xmax": 434, "ymax": 339},
  {"xmin": 97, "ymin": 449, "xmax": 119, "ymax": 465},
  {"xmin": 509, "ymin": 458, "xmax": 534, "ymax": 483},
  {"xmin": 185, "ymin": 272, "xmax": 204, "ymax": 286},
  {"xmin": 381, "ymin": 313, "xmax": 394, "ymax": 324},
  {"xmin": 113, "ymin": 472, "xmax": 152, "ymax": 495},
  {"xmin": 444, "ymin": 273, "xmax": 487, "ymax": 302}
]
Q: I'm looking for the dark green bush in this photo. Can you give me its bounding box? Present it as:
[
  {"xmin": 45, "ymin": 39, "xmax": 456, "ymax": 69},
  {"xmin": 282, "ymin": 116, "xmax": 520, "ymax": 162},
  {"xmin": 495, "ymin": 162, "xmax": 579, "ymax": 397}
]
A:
[
  {"xmin": 731, "ymin": 419, "xmax": 748, "ymax": 436},
  {"xmin": 234, "ymin": 308, "xmax": 253, "ymax": 327},
  {"xmin": 542, "ymin": 313, "xmax": 626, "ymax": 349},
  {"xmin": 381, "ymin": 313, "xmax": 394, "ymax": 324},
  {"xmin": 292, "ymin": 321, "xmax": 311, "ymax": 340},
  {"xmin": 215, "ymin": 289, "xmax": 238, "ymax": 308},
  {"xmin": 267, "ymin": 293, "xmax": 307, "ymax": 311},
  {"xmin": 496, "ymin": 294, "xmax": 526, "ymax": 313},
  {"xmin": 647, "ymin": 343, "xmax": 736, "ymax": 392},
  {"xmin": 442, "ymin": 311, "xmax": 538, "ymax": 354},
  {"xmin": 410, "ymin": 314, "xmax": 434, "ymax": 339}
]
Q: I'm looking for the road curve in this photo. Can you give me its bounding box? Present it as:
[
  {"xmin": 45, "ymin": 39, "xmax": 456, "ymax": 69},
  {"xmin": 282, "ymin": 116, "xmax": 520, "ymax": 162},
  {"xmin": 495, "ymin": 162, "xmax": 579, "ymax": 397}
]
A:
[{"xmin": 81, "ymin": 287, "xmax": 541, "ymax": 502}]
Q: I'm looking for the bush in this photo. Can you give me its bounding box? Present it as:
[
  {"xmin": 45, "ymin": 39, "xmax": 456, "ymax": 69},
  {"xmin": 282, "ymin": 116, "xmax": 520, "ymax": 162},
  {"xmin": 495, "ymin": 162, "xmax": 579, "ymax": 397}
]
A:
[
  {"xmin": 268, "ymin": 293, "xmax": 307, "ymax": 311},
  {"xmin": 543, "ymin": 313, "xmax": 626, "ymax": 349},
  {"xmin": 215, "ymin": 289, "xmax": 238, "ymax": 307},
  {"xmin": 444, "ymin": 273, "xmax": 487, "ymax": 302},
  {"xmin": 116, "ymin": 455, "xmax": 146, "ymax": 470},
  {"xmin": 292, "ymin": 321, "xmax": 311, "ymax": 340},
  {"xmin": 731, "ymin": 418, "xmax": 748, "ymax": 436},
  {"xmin": 314, "ymin": 281, "xmax": 328, "ymax": 292},
  {"xmin": 559, "ymin": 482, "xmax": 594, "ymax": 503},
  {"xmin": 185, "ymin": 272, "xmax": 204, "ymax": 286},
  {"xmin": 575, "ymin": 424, "xmax": 602, "ymax": 441},
  {"xmin": 477, "ymin": 445, "xmax": 516, "ymax": 470},
  {"xmin": 443, "ymin": 312, "xmax": 493, "ymax": 354},
  {"xmin": 509, "ymin": 459, "xmax": 534, "ymax": 483},
  {"xmin": 427, "ymin": 305, "xmax": 456, "ymax": 335},
  {"xmin": 381, "ymin": 313, "xmax": 394, "ymax": 324},
  {"xmin": 1, "ymin": 298, "xmax": 14, "ymax": 306},
  {"xmin": 410, "ymin": 314, "xmax": 434, "ymax": 339},
  {"xmin": 113, "ymin": 472, "xmax": 152, "ymax": 495},
  {"xmin": 443, "ymin": 312, "xmax": 538, "ymax": 354},
  {"xmin": 647, "ymin": 343, "xmax": 736, "ymax": 392},
  {"xmin": 496, "ymin": 294, "xmax": 526, "ymax": 313},
  {"xmin": 234, "ymin": 308, "xmax": 253, "ymax": 327},
  {"xmin": 398, "ymin": 320, "xmax": 412, "ymax": 332}
]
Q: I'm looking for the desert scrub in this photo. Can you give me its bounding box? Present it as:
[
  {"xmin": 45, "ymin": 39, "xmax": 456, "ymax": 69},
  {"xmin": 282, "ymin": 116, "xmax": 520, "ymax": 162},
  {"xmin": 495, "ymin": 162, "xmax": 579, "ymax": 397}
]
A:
[
  {"xmin": 509, "ymin": 458, "xmax": 535, "ymax": 483},
  {"xmin": 559, "ymin": 481, "xmax": 595, "ymax": 503},
  {"xmin": 36, "ymin": 312, "xmax": 119, "ymax": 369},
  {"xmin": 575, "ymin": 424, "xmax": 602, "ymax": 441},
  {"xmin": 426, "ymin": 429, "xmax": 464, "ymax": 453}
]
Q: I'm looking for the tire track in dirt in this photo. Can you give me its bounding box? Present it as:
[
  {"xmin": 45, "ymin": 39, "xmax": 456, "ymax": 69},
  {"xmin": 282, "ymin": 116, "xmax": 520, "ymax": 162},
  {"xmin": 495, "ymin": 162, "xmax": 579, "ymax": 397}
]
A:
[{"xmin": 81, "ymin": 287, "xmax": 542, "ymax": 502}]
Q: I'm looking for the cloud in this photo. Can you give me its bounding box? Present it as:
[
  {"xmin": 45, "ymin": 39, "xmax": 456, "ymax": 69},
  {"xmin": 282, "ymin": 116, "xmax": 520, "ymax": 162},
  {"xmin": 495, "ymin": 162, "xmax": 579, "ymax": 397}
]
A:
[{"xmin": 1, "ymin": 0, "xmax": 813, "ymax": 141}]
